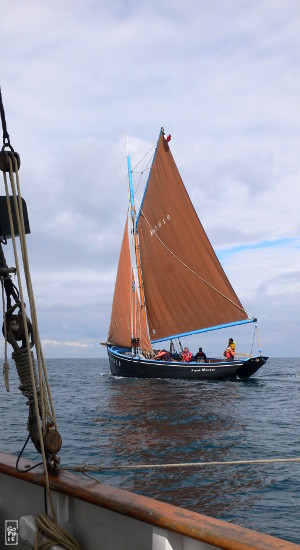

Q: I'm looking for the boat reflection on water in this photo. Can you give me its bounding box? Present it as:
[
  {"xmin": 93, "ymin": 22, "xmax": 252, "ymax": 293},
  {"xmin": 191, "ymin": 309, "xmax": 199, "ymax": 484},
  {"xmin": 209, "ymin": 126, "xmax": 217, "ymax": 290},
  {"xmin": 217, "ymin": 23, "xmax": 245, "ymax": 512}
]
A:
[{"xmin": 91, "ymin": 375, "xmax": 267, "ymax": 523}]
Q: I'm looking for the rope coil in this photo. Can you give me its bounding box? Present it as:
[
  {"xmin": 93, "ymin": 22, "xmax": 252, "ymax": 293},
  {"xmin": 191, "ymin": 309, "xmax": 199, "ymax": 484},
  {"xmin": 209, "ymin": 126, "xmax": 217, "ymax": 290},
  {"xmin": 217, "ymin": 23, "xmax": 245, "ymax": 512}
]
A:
[
  {"xmin": 35, "ymin": 515, "xmax": 81, "ymax": 550},
  {"xmin": 12, "ymin": 348, "xmax": 42, "ymax": 453}
]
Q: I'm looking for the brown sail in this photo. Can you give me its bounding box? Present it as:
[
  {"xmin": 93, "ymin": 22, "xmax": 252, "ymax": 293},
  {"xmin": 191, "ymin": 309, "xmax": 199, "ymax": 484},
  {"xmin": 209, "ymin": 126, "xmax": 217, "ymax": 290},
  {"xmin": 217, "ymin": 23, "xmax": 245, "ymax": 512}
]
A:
[
  {"xmin": 137, "ymin": 131, "xmax": 249, "ymax": 342},
  {"xmin": 107, "ymin": 215, "xmax": 152, "ymax": 350}
]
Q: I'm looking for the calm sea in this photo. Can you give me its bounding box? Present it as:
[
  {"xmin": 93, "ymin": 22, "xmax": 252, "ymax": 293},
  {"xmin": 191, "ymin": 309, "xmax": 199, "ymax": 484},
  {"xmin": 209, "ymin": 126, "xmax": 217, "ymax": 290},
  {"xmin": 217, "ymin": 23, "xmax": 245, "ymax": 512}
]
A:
[{"xmin": 1, "ymin": 357, "xmax": 300, "ymax": 545}]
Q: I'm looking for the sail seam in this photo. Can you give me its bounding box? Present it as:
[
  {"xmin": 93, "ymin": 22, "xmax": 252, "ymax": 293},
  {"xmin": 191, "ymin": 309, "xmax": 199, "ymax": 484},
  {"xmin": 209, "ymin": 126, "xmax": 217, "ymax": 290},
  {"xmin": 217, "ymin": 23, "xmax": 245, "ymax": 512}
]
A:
[{"xmin": 140, "ymin": 210, "xmax": 249, "ymax": 317}]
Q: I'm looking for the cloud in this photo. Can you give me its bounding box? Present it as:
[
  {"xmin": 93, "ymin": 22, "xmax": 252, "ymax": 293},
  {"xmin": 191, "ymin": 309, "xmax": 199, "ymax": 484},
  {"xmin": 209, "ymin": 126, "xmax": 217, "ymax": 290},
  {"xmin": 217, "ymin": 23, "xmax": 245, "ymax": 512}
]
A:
[
  {"xmin": 42, "ymin": 339, "xmax": 90, "ymax": 348},
  {"xmin": 1, "ymin": 1, "xmax": 300, "ymax": 357}
]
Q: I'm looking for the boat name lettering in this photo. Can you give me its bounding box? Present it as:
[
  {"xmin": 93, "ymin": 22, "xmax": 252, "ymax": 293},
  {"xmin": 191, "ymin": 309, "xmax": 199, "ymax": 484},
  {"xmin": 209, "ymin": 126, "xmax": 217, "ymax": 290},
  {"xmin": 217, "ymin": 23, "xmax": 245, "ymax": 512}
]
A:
[
  {"xmin": 192, "ymin": 368, "xmax": 215, "ymax": 372},
  {"xmin": 150, "ymin": 214, "xmax": 170, "ymax": 236}
]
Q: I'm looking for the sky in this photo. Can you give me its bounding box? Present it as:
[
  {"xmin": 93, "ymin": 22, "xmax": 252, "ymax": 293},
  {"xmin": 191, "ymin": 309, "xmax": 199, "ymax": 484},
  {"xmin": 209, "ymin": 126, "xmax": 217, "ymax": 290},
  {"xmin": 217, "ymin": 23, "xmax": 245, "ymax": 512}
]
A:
[{"xmin": 1, "ymin": 0, "xmax": 300, "ymax": 358}]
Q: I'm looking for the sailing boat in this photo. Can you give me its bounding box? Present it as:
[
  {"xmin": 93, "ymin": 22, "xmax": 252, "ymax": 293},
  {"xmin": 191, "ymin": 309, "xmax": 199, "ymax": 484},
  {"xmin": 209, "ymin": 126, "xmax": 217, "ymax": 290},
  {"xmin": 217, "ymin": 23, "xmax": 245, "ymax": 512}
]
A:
[{"xmin": 106, "ymin": 129, "xmax": 267, "ymax": 380}]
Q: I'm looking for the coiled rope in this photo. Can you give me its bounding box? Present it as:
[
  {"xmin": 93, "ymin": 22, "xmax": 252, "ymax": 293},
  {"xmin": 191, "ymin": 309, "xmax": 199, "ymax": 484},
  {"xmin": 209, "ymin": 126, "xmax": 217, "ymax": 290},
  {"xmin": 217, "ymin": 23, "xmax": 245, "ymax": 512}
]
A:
[
  {"xmin": 34, "ymin": 515, "xmax": 81, "ymax": 550},
  {"xmin": 62, "ymin": 456, "xmax": 300, "ymax": 473},
  {"xmin": 12, "ymin": 349, "xmax": 42, "ymax": 452}
]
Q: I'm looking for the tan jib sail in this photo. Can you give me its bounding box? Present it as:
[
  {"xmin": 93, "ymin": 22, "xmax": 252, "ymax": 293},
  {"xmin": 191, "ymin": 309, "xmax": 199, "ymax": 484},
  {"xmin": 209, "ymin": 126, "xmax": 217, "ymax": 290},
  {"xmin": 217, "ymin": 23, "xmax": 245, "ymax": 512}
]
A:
[
  {"xmin": 137, "ymin": 131, "xmax": 249, "ymax": 343},
  {"xmin": 107, "ymin": 214, "xmax": 152, "ymax": 351}
]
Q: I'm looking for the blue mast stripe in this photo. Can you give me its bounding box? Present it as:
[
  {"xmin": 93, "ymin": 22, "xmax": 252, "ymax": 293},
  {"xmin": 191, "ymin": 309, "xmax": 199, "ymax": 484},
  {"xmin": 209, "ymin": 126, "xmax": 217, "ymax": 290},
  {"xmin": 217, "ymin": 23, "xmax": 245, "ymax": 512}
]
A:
[
  {"xmin": 127, "ymin": 155, "xmax": 135, "ymax": 216},
  {"xmin": 151, "ymin": 319, "xmax": 255, "ymax": 344},
  {"xmin": 136, "ymin": 130, "xmax": 162, "ymax": 226}
]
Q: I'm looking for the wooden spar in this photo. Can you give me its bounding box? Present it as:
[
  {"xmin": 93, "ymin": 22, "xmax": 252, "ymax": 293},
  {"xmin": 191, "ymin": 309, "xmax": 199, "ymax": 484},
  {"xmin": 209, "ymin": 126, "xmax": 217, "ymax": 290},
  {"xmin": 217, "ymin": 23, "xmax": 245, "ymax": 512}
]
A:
[
  {"xmin": 0, "ymin": 451, "xmax": 298, "ymax": 550},
  {"xmin": 127, "ymin": 154, "xmax": 147, "ymax": 327}
]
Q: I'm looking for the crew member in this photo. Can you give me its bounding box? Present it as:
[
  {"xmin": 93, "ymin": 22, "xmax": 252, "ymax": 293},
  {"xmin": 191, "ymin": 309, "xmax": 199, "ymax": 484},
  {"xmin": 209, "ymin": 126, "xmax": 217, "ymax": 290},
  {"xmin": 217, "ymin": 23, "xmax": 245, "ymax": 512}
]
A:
[
  {"xmin": 223, "ymin": 338, "xmax": 236, "ymax": 361},
  {"xmin": 194, "ymin": 347, "xmax": 207, "ymax": 362},
  {"xmin": 181, "ymin": 346, "xmax": 192, "ymax": 362}
]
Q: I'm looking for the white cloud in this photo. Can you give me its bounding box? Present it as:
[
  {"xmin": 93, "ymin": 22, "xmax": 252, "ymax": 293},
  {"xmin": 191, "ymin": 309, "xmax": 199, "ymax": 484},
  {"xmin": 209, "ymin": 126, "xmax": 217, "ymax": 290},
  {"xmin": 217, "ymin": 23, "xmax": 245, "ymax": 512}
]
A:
[
  {"xmin": 42, "ymin": 339, "xmax": 90, "ymax": 348},
  {"xmin": 1, "ymin": 0, "xmax": 300, "ymax": 357}
]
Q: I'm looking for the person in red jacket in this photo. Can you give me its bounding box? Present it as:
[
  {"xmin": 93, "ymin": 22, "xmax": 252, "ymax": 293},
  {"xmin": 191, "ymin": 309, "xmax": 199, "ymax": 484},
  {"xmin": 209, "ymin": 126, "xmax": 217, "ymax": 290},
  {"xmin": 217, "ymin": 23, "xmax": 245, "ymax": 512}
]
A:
[{"xmin": 181, "ymin": 346, "xmax": 192, "ymax": 362}]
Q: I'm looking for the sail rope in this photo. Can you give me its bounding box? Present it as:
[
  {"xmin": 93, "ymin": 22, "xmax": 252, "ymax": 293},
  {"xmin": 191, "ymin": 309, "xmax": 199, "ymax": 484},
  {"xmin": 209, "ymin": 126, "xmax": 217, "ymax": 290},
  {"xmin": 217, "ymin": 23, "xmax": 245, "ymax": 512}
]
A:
[
  {"xmin": 132, "ymin": 145, "xmax": 155, "ymax": 196},
  {"xmin": 2, "ymin": 153, "xmax": 57, "ymax": 520},
  {"xmin": 140, "ymin": 209, "xmax": 250, "ymax": 317},
  {"xmin": 251, "ymin": 324, "xmax": 262, "ymax": 356},
  {"xmin": 1, "ymin": 279, "xmax": 9, "ymax": 391},
  {"xmin": 4, "ymin": 158, "xmax": 81, "ymax": 549},
  {"xmin": 0, "ymin": 89, "xmax": 82, "ymax": 549},
  {"xmin": 131, "ymin": 142, "xmax": 156, "ymax": 173},
  {"xmin": 34, "ymin": 515, "xmax": 81, "ymax": 550},
  {"xmin": 62, "ymin": 456, "xmax": 300, "ymax": 473}
]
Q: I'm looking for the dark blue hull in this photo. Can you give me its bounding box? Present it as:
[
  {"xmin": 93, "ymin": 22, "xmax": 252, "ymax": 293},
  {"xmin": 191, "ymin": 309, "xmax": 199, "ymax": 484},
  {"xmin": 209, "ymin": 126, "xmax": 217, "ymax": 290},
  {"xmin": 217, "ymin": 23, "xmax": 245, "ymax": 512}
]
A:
[{"xmin": 107, "ymin": 346, "xmax": 267, "ymax": 380}]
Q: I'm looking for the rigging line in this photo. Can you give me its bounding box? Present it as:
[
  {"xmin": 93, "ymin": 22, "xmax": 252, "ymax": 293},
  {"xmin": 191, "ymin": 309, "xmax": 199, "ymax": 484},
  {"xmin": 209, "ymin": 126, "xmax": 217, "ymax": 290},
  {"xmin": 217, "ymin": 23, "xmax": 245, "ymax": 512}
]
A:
[
  {"xmin": 140, "ymin": 210, "xmax": 249, "ymax": 317},
  {"xmin": 131, "ymin": 168, "xmax": 151, "ymax": 174},
  {"xmin": 8, "ymin": 157, "xmax": 55, "ymax": 428},
  {"xmin": 1, "ymin": 279, "xmax": 9, "ymax": 392},
  {"xmin": 250, "ymin": 324, "xmax": 256, "ymax": 356},
  {"xmin": 134, "ymin": 166, "xmax": 151, "ymax": 196},
  {"xmin": 131, "ymin": 145, "xmax": 156, "ymax": 197},
  {"xmin": 3, "ymin": 156, "xmax": 56, "ymax": 521},
  {"xmin": 62, "ymin": 456, "xmax": 300, "ymax": 472},
  {"xmin": 134, "ymin": 154, "xmax": 154, "ymax": 195},
  {"xmin": 131, "ymin": 142, "xmax": 156, "ymax": 173}
]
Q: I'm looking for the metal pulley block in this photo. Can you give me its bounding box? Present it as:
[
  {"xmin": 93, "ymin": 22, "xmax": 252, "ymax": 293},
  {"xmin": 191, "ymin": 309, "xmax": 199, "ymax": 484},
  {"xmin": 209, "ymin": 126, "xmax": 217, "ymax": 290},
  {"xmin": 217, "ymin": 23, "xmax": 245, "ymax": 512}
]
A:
[{"xmin": 0, "ymin": 149, "xmax": 21, "ymax": 172}]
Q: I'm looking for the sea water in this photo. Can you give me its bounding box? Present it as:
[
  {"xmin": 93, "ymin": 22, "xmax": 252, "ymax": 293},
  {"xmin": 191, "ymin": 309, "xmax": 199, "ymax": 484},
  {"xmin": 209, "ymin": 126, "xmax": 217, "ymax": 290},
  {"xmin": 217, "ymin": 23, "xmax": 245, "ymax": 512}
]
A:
[{"xmin": 0, "ymin": 357, "xmax": 299, "ymax": 545}]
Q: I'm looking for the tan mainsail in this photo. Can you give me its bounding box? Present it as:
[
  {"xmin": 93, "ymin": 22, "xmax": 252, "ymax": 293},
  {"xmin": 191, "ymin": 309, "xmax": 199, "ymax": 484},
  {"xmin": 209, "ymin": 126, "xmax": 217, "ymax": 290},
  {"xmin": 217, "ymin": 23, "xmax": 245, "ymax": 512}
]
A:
[
  {"xmin": 137, "ymin": 131, "xmax": 249, "ymax": 342},
  {"xmin": 107, "ymin": 215, "xmax": 152, "ymax": 351}
]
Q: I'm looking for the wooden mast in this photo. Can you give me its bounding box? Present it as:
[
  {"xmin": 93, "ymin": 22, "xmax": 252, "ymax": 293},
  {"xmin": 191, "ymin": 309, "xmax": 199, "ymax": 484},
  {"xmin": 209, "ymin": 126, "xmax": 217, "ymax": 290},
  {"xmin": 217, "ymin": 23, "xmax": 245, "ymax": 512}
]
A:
[{"xmin": 127, "ymin": 154, "xmax": 148, "ymax": 343}]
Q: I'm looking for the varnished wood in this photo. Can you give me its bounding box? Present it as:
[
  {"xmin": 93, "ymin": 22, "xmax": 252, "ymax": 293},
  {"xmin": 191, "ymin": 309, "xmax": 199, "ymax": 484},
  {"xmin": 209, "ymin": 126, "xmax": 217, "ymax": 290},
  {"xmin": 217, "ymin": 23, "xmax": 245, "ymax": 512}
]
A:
[{"xmin": 0, "ymin": 451, "xmax": 298, "ymax": 550}]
